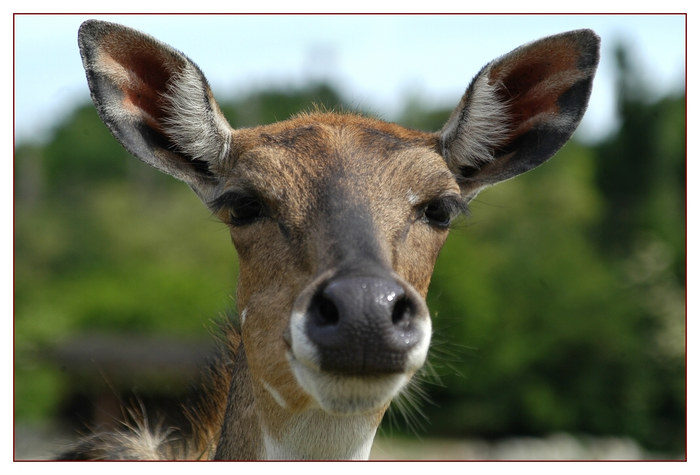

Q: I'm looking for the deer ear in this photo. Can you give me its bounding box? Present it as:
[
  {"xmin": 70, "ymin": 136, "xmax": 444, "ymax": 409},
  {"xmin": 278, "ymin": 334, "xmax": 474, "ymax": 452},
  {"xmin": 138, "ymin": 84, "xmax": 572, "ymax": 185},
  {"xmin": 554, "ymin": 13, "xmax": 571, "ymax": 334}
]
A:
[
  {"xmin": 78, "ymin": 20, "xmax": 232, "ymax": 201},
  {"xmin": 440, "ymin": 29, "xmax": 600, "ymax": 200}
]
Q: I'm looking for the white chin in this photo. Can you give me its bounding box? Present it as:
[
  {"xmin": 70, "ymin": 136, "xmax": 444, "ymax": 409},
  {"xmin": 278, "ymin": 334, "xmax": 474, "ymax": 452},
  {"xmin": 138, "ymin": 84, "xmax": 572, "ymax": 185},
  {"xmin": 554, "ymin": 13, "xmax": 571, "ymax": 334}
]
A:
[{"xmin": 289, "ymin": 360, "xmax": 411, "ymax": 415}]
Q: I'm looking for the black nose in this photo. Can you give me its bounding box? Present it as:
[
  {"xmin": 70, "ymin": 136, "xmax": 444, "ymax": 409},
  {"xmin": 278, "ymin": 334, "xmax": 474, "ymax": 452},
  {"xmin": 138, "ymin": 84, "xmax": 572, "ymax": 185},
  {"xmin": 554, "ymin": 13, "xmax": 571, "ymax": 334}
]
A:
[{"xmin": 305, "ymin": 275, "xmax": 424, "ymax": 374}]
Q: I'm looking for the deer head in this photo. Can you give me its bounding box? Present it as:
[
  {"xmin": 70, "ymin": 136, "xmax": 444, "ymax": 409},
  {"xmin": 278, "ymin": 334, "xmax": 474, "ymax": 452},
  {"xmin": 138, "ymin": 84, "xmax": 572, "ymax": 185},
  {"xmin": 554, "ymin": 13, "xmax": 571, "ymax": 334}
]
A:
[{"xmin": 77, "ymin": 20, "xmax": 599, "ymax": 459}]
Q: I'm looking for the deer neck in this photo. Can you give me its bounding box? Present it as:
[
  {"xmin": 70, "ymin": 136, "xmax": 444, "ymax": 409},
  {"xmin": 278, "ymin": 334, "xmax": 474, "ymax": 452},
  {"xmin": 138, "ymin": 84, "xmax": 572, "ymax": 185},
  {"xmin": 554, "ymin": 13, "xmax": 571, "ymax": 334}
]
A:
[
  {"xmin": 214, "ymin": 345, "xmax": 380, "ymax": 460},
  {"xmin": 213, "ymin": 346, "xmax": 262, "ymax": 460},
  {"xmin": 260, "ymin": 408, "xmax": 379, "ymax": 460}
]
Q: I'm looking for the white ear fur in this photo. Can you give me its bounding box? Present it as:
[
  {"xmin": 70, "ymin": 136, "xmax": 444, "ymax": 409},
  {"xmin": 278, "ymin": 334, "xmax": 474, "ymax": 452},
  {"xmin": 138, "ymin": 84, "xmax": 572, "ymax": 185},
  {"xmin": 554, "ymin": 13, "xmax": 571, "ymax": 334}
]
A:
[
  {"xmin": 440, "ymin": 72, "xmax": 511, "ymax": 170},
  {"xmin": 162, "ymin": 63, "xmax": 232, "ymax": 164}
]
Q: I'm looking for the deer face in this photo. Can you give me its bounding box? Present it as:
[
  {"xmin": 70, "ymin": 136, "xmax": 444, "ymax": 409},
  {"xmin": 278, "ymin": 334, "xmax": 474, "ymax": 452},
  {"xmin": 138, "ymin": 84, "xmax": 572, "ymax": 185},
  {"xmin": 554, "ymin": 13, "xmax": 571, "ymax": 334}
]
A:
[{"xmin": 212, "ymin": 115, "xmax": 459, "ymax": 416}]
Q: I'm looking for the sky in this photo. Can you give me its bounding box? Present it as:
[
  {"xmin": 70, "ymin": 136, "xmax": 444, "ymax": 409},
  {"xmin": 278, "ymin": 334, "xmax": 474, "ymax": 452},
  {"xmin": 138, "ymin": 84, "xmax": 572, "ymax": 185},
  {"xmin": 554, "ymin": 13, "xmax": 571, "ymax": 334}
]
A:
[{"xmin": 13, "ymin": 13, "xmax": 686, "ymax": 145}]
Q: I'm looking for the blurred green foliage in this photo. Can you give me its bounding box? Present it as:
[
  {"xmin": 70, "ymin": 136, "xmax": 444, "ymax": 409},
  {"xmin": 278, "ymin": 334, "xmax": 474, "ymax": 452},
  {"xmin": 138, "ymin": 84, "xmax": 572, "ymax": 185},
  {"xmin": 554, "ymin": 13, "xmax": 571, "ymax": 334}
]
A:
[{"xmin": 14, "ymin": 44, "xmax": 685, "ymax": 455}]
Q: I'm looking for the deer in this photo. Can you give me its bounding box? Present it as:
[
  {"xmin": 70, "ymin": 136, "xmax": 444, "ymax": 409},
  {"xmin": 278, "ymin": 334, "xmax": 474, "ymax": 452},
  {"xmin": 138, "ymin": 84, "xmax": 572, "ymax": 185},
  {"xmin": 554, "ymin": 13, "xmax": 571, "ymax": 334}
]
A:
[{"xmin": 64, "ymin": 19, "xmax": 600, "ymax": 460}]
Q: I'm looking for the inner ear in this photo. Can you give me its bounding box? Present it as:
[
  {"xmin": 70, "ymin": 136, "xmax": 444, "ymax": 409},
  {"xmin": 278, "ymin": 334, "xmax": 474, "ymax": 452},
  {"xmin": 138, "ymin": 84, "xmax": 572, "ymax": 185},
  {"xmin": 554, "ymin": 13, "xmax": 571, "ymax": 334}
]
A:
[
  {"xmin": 489, "ymin": 47, "xmax": 594, "ymax": 159},
  {"xmin": 98, "ymin": 39, "xmax": 177, "ymax": 127},
  {"xmin": 439, "ymin": 29, "xmax": 600, "ymax": 197}
]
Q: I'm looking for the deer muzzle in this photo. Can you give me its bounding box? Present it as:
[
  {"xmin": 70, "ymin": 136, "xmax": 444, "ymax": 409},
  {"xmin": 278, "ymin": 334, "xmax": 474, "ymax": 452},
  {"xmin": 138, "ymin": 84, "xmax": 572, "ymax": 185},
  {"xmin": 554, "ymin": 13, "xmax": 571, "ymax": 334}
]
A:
[{"xmin": 286, "ymin": 269, "xmax": 431, "ymax": 414}]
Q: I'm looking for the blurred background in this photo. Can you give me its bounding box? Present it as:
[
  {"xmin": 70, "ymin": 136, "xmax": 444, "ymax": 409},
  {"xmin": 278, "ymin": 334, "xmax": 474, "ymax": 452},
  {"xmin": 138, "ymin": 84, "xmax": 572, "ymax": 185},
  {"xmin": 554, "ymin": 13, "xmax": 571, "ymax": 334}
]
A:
[{"xmin": 13, "ymin": 14, "xmax": 685, "ymax": 460}]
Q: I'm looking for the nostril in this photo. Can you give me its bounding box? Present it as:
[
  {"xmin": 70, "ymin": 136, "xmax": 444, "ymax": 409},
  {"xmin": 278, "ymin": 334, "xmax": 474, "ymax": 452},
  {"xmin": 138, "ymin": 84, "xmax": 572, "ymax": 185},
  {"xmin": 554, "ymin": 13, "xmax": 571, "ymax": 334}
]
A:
[
  {"xmin": 391, "ymin": 294, "xmax": 414, "ymax": 327},
  {"xmin": 312, "ymin": 292, "xmax": 340, "ymax": 327},
  {"xmin": 311, "ymin": 278, "xmax": 418, "ymax": 329}
]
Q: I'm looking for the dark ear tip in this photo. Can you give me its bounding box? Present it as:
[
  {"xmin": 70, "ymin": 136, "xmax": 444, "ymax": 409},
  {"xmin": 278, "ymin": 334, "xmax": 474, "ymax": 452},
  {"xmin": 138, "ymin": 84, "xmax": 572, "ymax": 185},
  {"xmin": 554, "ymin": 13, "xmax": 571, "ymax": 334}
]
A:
[
  {"xmin": 78, "ymin": 21, "xmax": 100, "ymax": 60},
  {"xmin": 79, "ymin": 20, "xmax": 136, "ymax": 46},
  {"xmin": 78, "ymin": 20, "xmax": 116, "ymax": 53},
  {"xmin": 575, "ymin": 28, "xmax": 600, "ymax": 41},
  {"xmin": 78, "ymin": 19, "xmax": 106, "ymax": 40},
  {"xmin": 560, "ymin": 28, "xmax": 600, "ymax": 45},
  {"xmin": 535, "ymin": 29, "xmax": 599, "ymax": 76},
  {"xmin": 79, "ymin": 19, "xmax": 99, "ymax": 29},
  {"xmin": 570, "ymin": 29, "xmax": 602, "ymax": 65}
]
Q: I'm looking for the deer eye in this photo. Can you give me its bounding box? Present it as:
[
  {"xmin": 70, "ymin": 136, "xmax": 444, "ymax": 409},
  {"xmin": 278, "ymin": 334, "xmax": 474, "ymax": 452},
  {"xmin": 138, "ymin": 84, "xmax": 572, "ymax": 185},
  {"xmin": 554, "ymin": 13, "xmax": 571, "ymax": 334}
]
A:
[
  {"xmin": 229, "ymin": 196, "xmax": 266, "ymax": 225},
  {"xmin": 211, "ymin": 191, "xmax": 268, "ymax": 226},
  {"xmin": 421, "ymin": 196, "xmax": 465, "ymax": 229}
]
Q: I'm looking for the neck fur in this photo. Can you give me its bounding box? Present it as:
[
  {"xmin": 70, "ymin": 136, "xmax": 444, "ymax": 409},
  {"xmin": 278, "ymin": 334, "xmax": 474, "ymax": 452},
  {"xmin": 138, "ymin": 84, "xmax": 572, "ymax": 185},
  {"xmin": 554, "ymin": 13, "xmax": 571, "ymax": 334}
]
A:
[{"xmin": 262, "ymin": 410, "xmax": 378, "ymax": 460}]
